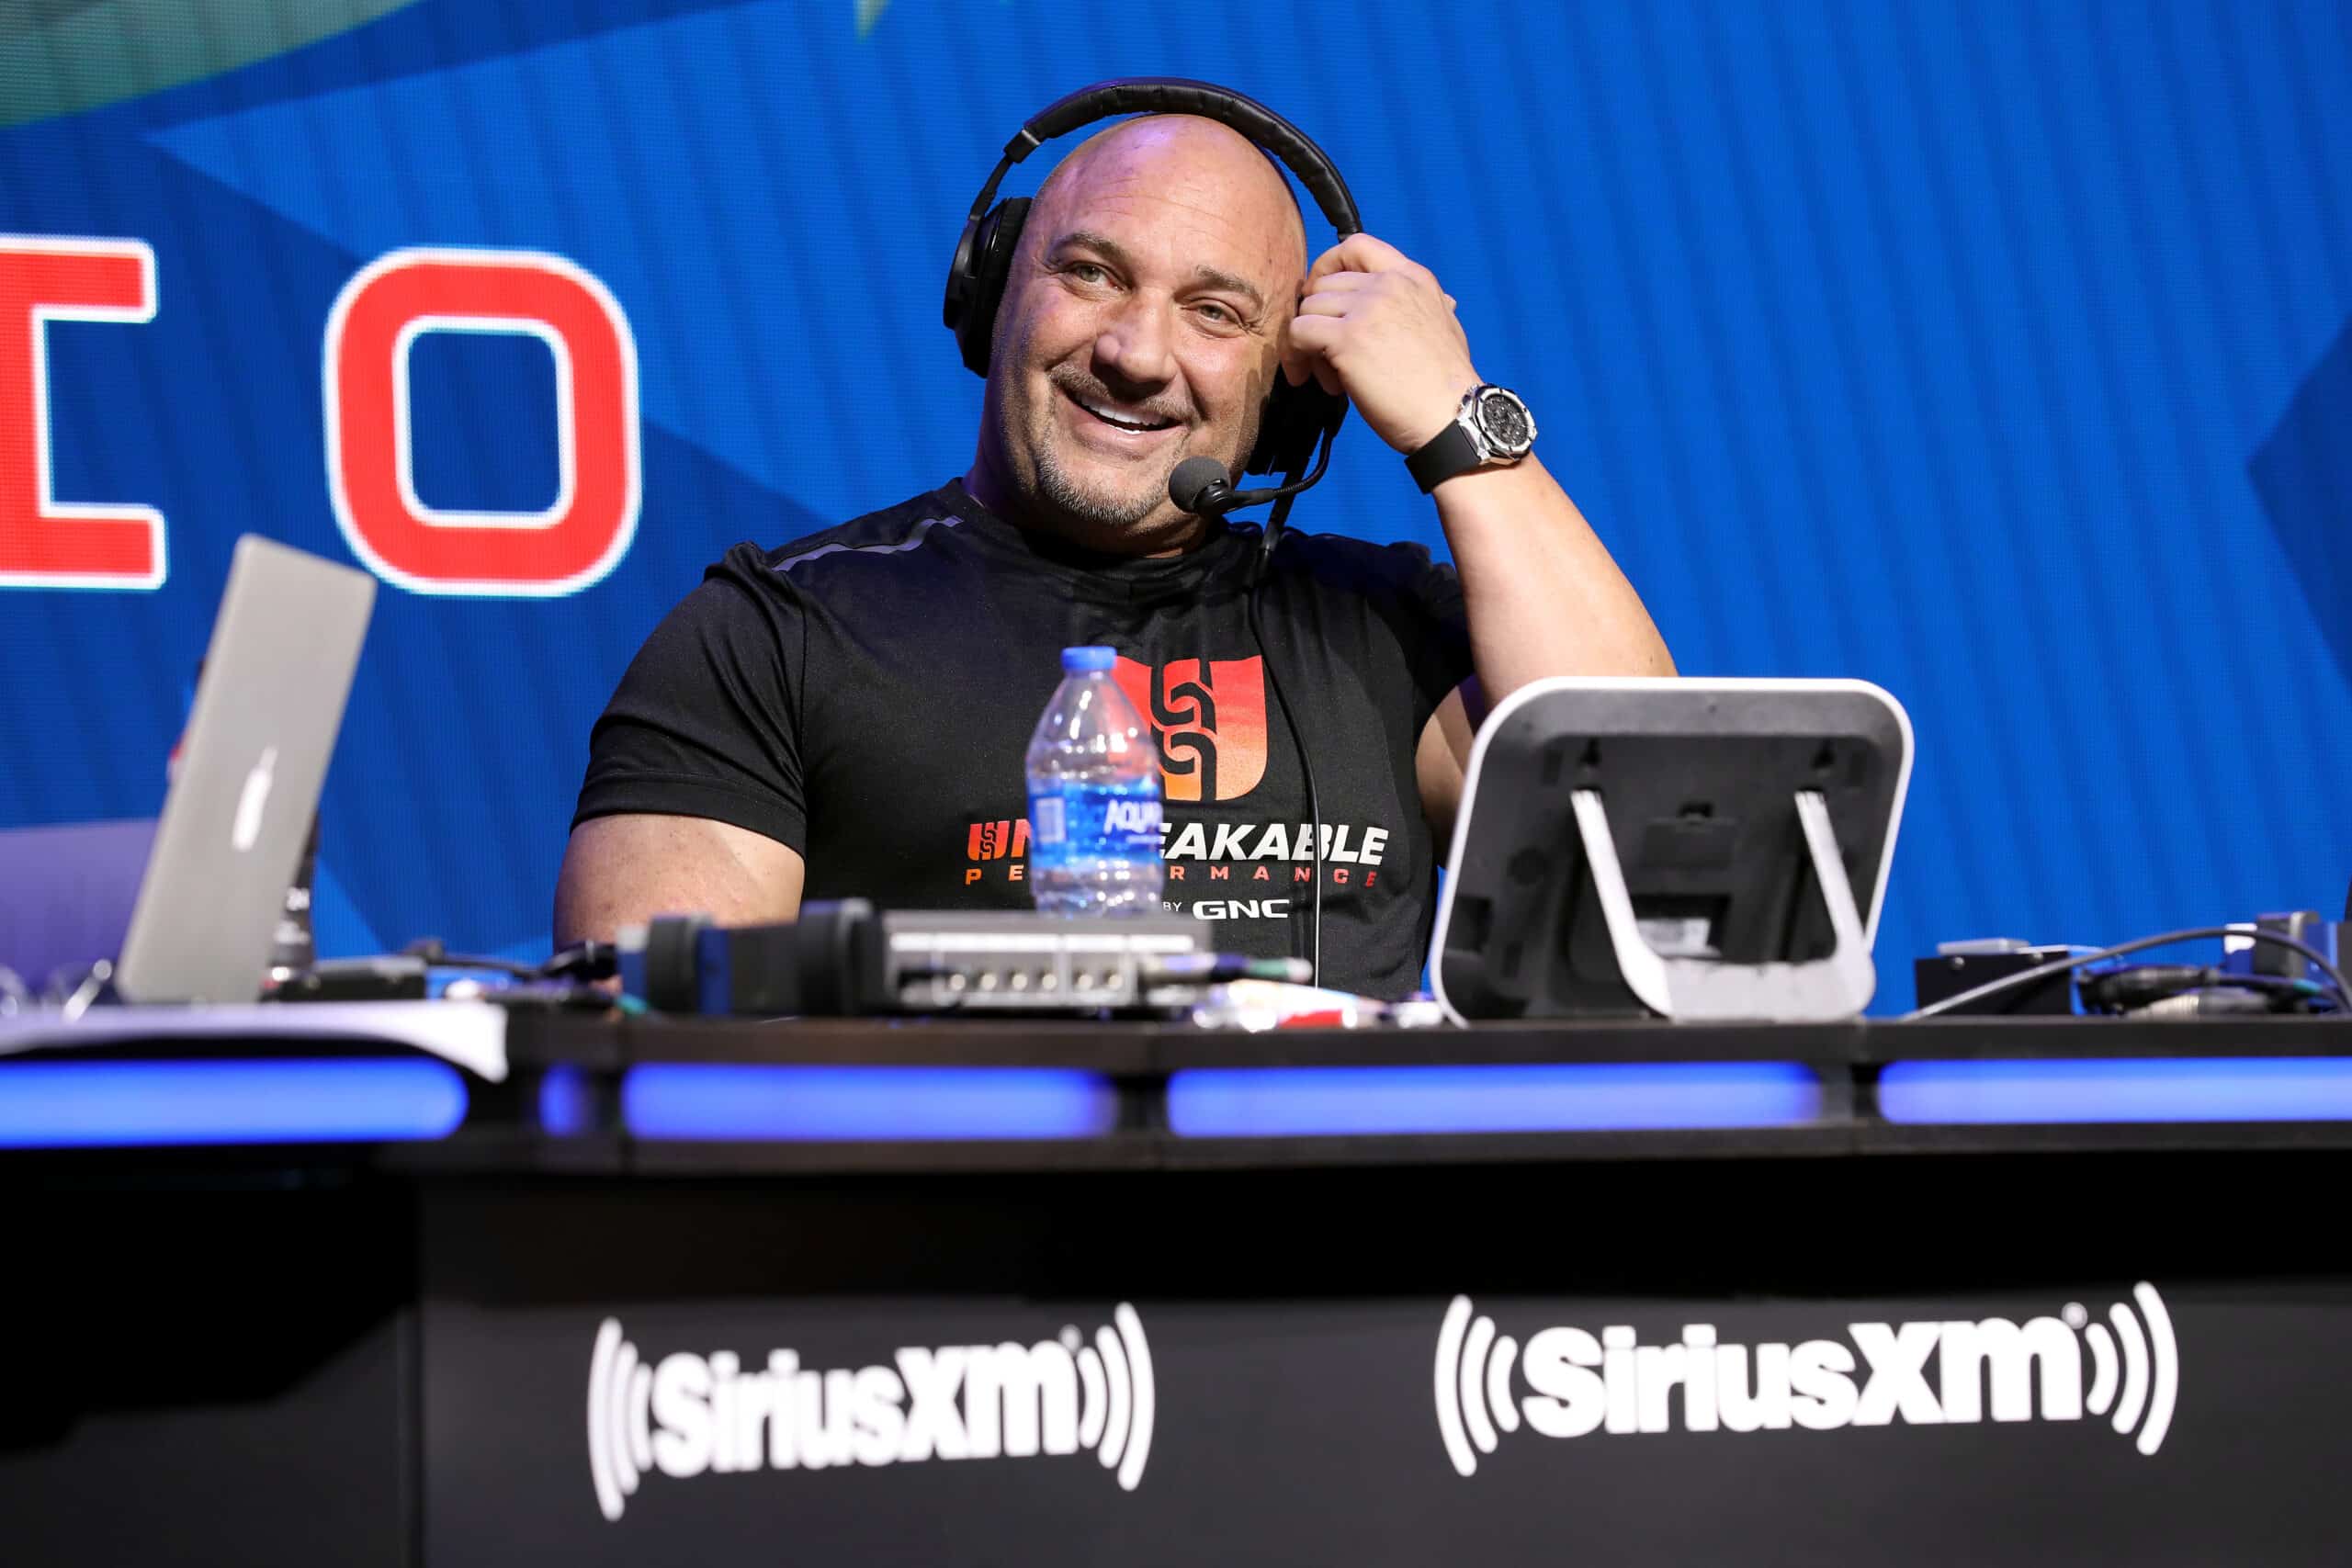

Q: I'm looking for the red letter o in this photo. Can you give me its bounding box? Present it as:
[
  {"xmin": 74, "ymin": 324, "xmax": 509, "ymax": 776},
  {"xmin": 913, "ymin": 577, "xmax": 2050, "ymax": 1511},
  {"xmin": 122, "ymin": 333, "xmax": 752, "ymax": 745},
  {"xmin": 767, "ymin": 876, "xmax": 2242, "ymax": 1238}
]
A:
[{"xmin": 325, "ymin": 248, "xmax": 638, "ymax": 596}]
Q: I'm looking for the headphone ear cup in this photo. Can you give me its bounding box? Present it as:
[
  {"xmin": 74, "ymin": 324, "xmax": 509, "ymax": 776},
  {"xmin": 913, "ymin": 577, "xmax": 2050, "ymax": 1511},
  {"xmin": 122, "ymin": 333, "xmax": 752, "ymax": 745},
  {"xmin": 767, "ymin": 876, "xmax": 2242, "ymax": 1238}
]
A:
[
  {"xmin": 950, "ymin": 197, "xmax": 1031, "ymax": 377},
  {"xmin": 1247, "ymin": 375, "xmax": 1347, "ymax": 477}
]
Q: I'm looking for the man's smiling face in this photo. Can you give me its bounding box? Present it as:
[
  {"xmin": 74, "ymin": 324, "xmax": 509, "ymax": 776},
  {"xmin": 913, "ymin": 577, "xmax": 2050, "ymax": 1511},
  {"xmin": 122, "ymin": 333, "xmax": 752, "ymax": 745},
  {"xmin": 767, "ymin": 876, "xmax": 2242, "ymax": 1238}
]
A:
[{"xmin": 974, "ymin": 116, "xmax": 1307, "ymax": 553}]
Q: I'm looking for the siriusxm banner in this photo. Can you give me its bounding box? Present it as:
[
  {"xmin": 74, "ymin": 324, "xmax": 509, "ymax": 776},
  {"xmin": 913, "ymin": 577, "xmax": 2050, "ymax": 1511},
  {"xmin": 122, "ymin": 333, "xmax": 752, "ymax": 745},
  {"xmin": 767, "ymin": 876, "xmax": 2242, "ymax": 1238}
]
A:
[
  {"xmin": 419, "ymin": 1283, "xmax": 2352, "ymax": 1563},
  {"xmin": 2, "ymin": 0, "xmax": 2349, "ymax": 986}
]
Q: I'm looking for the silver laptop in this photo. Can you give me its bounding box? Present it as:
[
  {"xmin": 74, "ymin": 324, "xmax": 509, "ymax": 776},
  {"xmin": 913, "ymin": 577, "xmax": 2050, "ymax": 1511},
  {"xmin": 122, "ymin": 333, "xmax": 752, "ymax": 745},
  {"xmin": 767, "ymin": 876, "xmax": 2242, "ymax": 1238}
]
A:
[{"xmin": 113, "ymin": 536, "xmax": 376, "ymax": 1003}]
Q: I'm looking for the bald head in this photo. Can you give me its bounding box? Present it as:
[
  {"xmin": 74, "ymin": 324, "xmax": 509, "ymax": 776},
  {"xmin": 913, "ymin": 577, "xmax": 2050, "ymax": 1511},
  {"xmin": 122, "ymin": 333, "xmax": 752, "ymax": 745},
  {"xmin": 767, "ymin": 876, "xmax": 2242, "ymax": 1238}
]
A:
[
  {"xmin": 1025, "ymin": 115, "xmax": 1308, "ymax": 279},
  {"xmin": 964, "ymin": 115, "xmax": 1313, "ymax": 555}
]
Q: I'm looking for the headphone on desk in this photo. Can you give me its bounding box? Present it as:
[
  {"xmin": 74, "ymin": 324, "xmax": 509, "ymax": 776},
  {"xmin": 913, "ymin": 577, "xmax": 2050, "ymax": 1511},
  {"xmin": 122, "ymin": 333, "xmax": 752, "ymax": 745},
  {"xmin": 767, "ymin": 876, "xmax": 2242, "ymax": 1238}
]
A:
[{"xmin": 942, "ymin": 77, "xmax": 1360, "ymax": 479}]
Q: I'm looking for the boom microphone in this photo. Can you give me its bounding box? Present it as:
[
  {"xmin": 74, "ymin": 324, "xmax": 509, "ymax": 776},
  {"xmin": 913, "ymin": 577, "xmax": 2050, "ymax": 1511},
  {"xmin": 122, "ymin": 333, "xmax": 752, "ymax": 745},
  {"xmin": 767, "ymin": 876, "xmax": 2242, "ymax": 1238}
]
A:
[
  {"xmin": 1168, "ymin": 457, "xmax": 1237, "ymax": 515},
  {"xmin": 1165, "ymin": 443, "xmax": 1332, "ymax": 987},
  {"xmin": 1167, "ymin": 414, "xmax": 1342, "ymax": 520},
  {"xmin": 1166, "ymin": 458, "xmax": 1319, "ymax": 517},
  {"xmin": 1166, "ymin": 412, "xmax": 1341, "ymax": 989}
]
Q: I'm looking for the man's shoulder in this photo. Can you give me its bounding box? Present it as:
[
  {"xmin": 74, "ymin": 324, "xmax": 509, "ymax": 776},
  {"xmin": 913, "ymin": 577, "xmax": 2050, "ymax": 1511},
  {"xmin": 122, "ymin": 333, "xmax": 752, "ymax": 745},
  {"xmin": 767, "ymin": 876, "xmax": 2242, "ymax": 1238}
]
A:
[
  {"xmin": 744, "ymin": 486, "xmax": 974, "ymax": 578},
  {"xmin": 687, "ymin": 487, "xmax": 978, "ymax": 613}
]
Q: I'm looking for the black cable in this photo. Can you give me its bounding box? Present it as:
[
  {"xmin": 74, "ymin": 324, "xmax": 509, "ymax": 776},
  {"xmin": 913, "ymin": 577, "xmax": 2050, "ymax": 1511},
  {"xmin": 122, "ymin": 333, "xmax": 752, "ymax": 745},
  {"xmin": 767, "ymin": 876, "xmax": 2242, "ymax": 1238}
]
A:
[
  {"xmin": 1903, "ymin": 927, "xmax": 2351, "ymax": 1021},
  {"xmin": 541, "ymin": 941, "xmax": 619, "ymax": 983},
  {"xmin": 395, "ymin": 939, "xmax": 618, "ymax": 982},
  {"xmin": 2078, "ymin": 965, "xmax": 2330, "ymax": 1014},
  {"xmin": 1248, "ymin": 489, "xmax": 1322, "ymax": 988},
  {"xmin": 400, "ymin": 940, "xmax": 540, "ymax": 976}
]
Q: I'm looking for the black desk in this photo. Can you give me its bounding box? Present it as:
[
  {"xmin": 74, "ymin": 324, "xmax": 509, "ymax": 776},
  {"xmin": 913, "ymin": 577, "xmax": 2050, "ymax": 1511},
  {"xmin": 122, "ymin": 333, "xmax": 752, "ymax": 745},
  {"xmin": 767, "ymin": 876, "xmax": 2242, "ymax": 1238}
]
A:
[{"xmin": 6, "ymin": 1008, "xmax": 2352, "ymax": 1565}]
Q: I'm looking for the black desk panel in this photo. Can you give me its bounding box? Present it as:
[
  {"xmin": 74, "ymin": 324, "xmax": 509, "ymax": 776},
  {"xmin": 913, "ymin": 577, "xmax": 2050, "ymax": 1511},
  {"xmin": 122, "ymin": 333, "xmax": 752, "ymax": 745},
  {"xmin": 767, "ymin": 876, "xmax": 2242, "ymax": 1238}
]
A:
[{"xmin": 6, "ymin": 1012, "xmax": 2352, "ymax": 1564}]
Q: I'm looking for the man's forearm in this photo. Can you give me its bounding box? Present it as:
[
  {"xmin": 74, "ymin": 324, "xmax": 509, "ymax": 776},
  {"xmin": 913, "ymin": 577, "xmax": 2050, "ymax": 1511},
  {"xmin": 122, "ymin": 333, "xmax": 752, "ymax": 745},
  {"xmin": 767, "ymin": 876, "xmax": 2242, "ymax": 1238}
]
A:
[
  {"xmin": 1432, "ymin": 452, "xmax": 1675, "ymax": 705},
  {"xmin": 1273, "ymin": 231, "xmax": 1672, "ymax": 696}
]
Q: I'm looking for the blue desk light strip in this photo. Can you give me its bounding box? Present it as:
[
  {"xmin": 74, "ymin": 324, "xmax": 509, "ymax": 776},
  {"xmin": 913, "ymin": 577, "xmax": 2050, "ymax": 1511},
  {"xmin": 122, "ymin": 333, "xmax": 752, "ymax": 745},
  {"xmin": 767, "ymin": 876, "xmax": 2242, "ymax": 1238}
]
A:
[
  {"xmin": 621, "ymin": 1066, "xmax": 1120, "ymax": 1142},
  {"xmin": 1878, "ymin": 1057, "xmax": 2352, "ymax": 1123},
  {"xmin": 28, "ymin": 1056, "xmax": 2341, "ymax": 1151},
  {"xmin": 538, "ymin": 1064, "xmax": 597, "ymax": 1136},
  {"xmin": 1165, "ymin": 1063, "xmax": 1824, "ymax": 1137},
  {"xmin": 0, "ymin": 1058, "xmax": 469, "ymax": 1147}
]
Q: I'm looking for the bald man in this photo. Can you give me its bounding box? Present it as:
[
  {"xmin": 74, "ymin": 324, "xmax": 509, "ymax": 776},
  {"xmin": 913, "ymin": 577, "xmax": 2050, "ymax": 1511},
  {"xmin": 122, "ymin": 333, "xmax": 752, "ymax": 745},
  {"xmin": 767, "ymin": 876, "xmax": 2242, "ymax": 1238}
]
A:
[{"xmin": 556, "ymin": 110, "xmax": 1672, "ymax": 999}]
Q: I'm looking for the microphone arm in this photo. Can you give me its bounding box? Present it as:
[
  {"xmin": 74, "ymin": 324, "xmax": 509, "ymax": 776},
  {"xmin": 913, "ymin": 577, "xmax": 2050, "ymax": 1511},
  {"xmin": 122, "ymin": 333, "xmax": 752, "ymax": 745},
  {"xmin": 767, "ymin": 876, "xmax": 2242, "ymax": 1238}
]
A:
[{"xmin": 1178, "ymin": 422, "xmax": 1340, "ymax": 522}]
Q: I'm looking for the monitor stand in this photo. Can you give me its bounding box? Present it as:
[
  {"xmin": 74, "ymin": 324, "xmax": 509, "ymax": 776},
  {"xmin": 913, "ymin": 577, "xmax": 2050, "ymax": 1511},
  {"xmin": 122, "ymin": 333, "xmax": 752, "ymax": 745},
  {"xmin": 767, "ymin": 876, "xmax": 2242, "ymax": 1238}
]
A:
[{"xmin": 1574, "ymin": 788, "xmax": 1875, "ymax": 1022}]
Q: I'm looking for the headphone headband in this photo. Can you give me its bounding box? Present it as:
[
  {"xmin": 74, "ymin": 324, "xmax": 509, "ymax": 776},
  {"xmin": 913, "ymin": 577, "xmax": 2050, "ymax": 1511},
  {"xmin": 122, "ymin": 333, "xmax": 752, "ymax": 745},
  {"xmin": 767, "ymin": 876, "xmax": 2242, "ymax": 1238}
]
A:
[{"xmin": 967, "ymin": 77, "xmax": 1361, "ymax": 239}]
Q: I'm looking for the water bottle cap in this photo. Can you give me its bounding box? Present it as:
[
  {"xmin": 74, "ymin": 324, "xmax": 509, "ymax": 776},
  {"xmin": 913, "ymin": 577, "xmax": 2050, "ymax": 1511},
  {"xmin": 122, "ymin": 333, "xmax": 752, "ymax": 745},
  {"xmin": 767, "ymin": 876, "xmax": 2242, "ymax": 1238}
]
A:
[{"xmin": 1060, "ymin": 646, "xmax": 1117, "ymax": 673}]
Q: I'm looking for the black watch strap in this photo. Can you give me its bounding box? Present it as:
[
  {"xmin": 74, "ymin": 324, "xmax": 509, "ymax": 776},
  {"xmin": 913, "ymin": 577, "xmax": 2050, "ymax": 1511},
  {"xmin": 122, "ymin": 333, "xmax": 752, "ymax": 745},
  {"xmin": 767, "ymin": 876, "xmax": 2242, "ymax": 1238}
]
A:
[{"xmin": 1406, "ymin": 419, "xmax": 1482, "ymax": 493}]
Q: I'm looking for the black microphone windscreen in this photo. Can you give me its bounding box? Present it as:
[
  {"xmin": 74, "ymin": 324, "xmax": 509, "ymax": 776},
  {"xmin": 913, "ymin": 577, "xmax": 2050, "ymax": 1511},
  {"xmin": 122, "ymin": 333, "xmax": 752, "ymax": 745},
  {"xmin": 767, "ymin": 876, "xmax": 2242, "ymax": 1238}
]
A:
[{"xmin": 1168, "ymin": 457, "xmax": 1229, "ymax": 515}]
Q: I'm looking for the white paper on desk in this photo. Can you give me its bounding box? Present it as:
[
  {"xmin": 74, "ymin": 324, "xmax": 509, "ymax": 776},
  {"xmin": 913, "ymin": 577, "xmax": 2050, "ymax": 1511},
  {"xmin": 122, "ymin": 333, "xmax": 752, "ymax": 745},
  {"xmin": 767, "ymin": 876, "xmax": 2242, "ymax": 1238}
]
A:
[{"xmin": 0, "ymin": 999, "xmax": 509, "ymax": 1082}]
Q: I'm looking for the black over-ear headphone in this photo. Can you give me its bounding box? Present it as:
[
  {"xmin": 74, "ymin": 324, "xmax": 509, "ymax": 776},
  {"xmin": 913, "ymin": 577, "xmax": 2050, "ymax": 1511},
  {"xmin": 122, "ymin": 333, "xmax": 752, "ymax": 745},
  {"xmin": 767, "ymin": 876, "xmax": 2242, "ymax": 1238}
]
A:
[{"xmin": 942, "ymin": 77, "xmax": 1360, "ymax": 479}]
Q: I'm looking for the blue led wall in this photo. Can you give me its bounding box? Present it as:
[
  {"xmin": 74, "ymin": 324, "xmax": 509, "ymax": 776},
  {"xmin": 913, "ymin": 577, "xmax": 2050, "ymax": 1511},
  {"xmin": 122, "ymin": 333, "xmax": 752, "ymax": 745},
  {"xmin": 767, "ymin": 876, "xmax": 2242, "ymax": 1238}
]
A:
[{"xmin": 2, "ymin": 1, "xmax": 2348, "ymax": 1006}]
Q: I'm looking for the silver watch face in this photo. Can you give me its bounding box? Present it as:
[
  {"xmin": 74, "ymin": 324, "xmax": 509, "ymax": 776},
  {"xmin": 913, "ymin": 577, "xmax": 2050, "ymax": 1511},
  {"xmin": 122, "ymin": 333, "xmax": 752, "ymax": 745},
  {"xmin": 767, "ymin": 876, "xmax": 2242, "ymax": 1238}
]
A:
[{"xmin": 1474, "ymin": 388, "xmax": 1534, "ymax": 456}]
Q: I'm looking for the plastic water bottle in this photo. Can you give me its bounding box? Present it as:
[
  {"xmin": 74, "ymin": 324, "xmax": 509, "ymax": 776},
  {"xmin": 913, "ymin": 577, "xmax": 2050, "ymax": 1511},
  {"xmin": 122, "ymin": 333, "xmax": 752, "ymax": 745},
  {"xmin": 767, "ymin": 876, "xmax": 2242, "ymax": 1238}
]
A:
[{"xmin": 1026, "ymin": 647, "xmax": 1165, "ymax": 916}]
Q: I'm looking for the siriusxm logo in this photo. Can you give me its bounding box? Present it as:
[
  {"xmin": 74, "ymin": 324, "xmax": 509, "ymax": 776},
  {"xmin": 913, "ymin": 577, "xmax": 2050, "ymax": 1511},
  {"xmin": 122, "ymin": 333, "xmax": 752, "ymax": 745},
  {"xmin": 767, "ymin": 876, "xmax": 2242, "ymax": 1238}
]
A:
[
  {"xmin": 1434, "ymin": 1285, "xmax": 2179, "ymax": 1477},
  {"xmin": 587, "ymin": 1305, "xmax": 1154, "ymax": 1521}
]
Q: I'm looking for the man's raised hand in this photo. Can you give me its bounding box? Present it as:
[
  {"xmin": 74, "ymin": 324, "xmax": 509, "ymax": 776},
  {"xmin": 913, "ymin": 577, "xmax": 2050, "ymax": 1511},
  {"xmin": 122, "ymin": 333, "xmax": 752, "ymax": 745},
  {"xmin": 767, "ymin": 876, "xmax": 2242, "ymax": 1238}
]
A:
[{"xmin": 1282, "ymin": 232, "xmax": 1479, "ymax": 457}]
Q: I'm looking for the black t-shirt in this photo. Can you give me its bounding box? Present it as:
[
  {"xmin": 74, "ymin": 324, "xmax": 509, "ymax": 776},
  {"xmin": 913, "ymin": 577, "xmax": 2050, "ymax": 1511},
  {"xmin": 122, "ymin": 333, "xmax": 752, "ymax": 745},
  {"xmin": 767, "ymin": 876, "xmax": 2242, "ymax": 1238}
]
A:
[{"xmin": 574, "ymin": 482, "xmax": 1473, "ymax": 999}]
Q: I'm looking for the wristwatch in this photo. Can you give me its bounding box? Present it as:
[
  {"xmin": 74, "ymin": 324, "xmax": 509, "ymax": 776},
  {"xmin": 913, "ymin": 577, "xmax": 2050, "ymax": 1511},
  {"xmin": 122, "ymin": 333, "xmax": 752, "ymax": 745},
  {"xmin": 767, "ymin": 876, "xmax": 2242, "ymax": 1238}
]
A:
[{"xmin": 1405, "ymin": 383, "xmax": 1538, "ymax": 493}]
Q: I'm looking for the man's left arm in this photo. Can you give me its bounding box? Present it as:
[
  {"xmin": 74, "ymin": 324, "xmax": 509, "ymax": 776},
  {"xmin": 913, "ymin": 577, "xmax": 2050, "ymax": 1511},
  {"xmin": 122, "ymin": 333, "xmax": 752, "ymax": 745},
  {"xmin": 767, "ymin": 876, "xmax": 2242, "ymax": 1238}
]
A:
[{"xmin": 1284, "ymin": 233, "xmax": 1676, "ymax": 837}]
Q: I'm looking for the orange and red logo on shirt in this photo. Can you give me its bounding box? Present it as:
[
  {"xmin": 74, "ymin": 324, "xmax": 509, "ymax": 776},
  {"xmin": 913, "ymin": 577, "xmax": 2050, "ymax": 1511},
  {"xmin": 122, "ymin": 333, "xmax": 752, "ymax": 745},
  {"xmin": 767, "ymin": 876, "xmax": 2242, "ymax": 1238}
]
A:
[
  {"xmin": 1114, "ymin": 654, "xmax": 1266, "ymax": 803},
  {"xmin": 963, "ymin": 653, "xmax": 1314, "ymax": 901},
  {"xmin": 967, "ymin": 818, "xmax": 1030, "ymax": 862}
]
